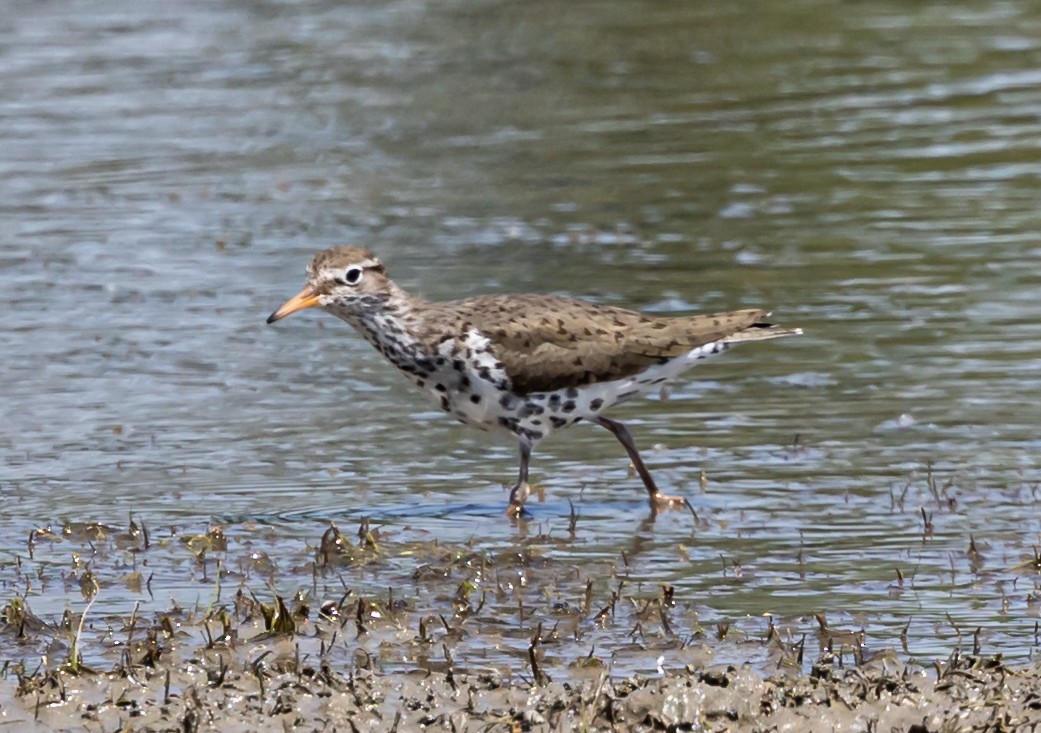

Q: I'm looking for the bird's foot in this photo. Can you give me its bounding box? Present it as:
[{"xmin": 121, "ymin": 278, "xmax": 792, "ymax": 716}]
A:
[
  {"xmin": 649, "ymin": 492, "xmax": 692, "ymax": 514},
  {"xmin": 506, "ymin": 481, "xmax": 532, "ymax": 517}
]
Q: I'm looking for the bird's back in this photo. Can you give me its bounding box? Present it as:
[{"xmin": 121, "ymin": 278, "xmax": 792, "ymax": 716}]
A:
[{"xmin": 417, "ymin": 294, "xmax": 784, "ymax": 394}]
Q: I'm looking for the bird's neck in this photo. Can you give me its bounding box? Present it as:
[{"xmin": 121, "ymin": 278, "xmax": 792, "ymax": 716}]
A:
[{"xmin": 333, "ymin": 285, "xmax": 440, "ymax": 373}]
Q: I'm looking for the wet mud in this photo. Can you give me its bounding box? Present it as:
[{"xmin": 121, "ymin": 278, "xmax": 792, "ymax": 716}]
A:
[
  {"xmin": 2, "ymin": 517, "xmax": 1038, "ymax": 731},
  {"xmin": 11, "ymin": 649, "xmax": 1041, "ymax": 732}
]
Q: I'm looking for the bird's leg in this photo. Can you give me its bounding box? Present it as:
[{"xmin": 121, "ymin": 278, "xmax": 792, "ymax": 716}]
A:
[
  {"xmin": 594, "ymin": 416, "xmax": 687, "ymax": 512},
  {"xmin": 506, "ymin": 442, "xmax": 532, "ymax": 516}
]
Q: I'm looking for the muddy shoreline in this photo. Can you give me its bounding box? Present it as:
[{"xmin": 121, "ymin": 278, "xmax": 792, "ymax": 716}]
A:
[
  {"xmin": 9, "ymin": 648, "xmax": 1038, "ymax": 731},
  {"xmin": 2, "ymin": 517, "xmax": 1038, "ymax": 731}
]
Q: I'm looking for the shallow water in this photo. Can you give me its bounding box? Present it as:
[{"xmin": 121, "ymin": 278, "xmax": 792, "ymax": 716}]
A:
[{"xmin": 3, "ymin": 0, "xmax": 1041, "ymax": 677}]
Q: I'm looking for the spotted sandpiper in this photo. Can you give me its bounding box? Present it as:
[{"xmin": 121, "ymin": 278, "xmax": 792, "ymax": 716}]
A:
[{"xmin": 267, "ymin": 246, "xmax": 801, "ymax": 516}]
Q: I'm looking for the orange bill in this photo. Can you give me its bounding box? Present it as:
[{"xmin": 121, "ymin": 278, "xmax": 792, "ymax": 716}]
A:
[{"xmin": 267, "ymin": 285, "xmax": 321, "ymax": 323}]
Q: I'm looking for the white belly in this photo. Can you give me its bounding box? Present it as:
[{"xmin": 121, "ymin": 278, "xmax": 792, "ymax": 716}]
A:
[{"xmin": 407, "ymin": 339, "xmax": 731, "ymax": 446}]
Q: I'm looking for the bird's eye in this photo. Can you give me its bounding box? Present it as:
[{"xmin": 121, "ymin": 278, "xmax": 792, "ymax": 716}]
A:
[{"xmin": 344, "ymin": 267, "xmax": 363, "ymax": 285}]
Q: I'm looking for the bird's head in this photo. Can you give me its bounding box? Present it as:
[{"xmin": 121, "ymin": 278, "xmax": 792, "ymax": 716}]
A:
[{"xmin": 267, "ymin": 246, "xmax": 392, "ymax": 324}]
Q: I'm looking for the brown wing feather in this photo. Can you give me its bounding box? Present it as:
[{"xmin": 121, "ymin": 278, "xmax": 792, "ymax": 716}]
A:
[{"xmin": 442, "ymin": 294, "xmax": 768, "ymax": 395}]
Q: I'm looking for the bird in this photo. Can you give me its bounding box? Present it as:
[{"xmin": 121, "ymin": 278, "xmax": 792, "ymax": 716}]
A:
[{"xmin": 267, "ymin": 246, "xmax": 801, "ymax": 516}]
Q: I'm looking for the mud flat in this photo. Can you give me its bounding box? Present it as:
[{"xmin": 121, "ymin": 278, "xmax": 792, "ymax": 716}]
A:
[
  {"xmin": 7, "ymin": 648, "xmax": 1039, "ymax": 731},
  {"xmin": 1, "ymin": 517, "xmax": 1038, "ymax": 731}
]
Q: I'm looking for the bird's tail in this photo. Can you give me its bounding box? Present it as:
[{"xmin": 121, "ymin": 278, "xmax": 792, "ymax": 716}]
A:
[{"xmin": 723, "ymin": 317, "xmax": 803, "ymax": 344}]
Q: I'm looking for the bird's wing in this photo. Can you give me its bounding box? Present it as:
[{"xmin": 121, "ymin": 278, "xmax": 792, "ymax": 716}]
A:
[{"xmin": 446, "ymin": 295, "xmax": 768, "ymax": 394}]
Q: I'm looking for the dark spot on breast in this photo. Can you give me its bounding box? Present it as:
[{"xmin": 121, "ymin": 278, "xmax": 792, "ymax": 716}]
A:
[
  {"xmin": 435, "ymin": 383, "xmax": 447, "ymax": 392},
  {"xmin": 589, "ymin": 398, "xmax": 603, "ymax": 410},
  {"xmin": 470, "ymin": 394, "xmax": 481, "ymax": 404},
  {"xmin": 562, "ymin": 401, "xmax": 576, "ymax": 413},
  {"xmin": 550, "ymin": 416, "xmax": 568, "ymax": 428},
  {"xmin": 519, "ymin": 403, "xmax": 544, "ymax": 418},
  {"xmin": 439, "ymin": 396, "xmax": 449, "ymax": 411},
  {"xmin": 453, "ymin": 359, "xmax": 465, "ymax": 372},
  {"xmin": 565, "ymin": 387, "xmax": 579, "ymax": 398}
]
